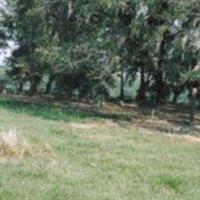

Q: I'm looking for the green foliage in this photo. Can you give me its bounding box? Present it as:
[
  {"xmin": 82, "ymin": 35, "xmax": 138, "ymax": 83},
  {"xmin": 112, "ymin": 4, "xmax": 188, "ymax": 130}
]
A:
[
  {"xmin": 1, "ymin": 0, "xmax": 200, "ymax": 102},
  {"xmin": 182, "ymin": 71, "xmax": 200, "ymax": 83}
]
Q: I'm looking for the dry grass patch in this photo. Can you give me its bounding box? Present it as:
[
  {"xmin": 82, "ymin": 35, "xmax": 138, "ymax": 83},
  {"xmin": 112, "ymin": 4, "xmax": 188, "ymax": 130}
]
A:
[
  {"xmin": 70, "ymin": 121, "xmax": 119, "ymax": 142},
  {"xmin": 70, "ymin": 120, "xmax": 118, "ymax": 130},
  {"xmin": 82, "ymin": 134, "xmax": 116, "ymax": 142},
  {"xmin": 0, "ymin": 129, "xmax": 31, "ymax": 158},
  {"xmin": 0, "ymin": 129, "xmax": 53, "ymax": 159},
  {"xmin": 181, "ymin": 135, "xmax": 200, "ymax": 144},
  {"xmin": 70, "ymin": 122, "xmax": 98, "ymax": 130}
]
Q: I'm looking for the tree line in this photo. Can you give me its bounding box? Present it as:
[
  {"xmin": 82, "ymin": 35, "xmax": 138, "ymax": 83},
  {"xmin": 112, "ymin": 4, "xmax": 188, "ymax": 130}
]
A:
[{"xmin": 0, "ymin": 0, "xmax": 200, "ymax": 122}]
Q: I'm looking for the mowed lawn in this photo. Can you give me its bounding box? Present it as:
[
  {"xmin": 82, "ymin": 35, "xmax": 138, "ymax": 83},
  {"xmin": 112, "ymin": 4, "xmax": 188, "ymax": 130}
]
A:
[{"xmin": 0, "ymin": 98, "xmax": 200, "ymax": 200}]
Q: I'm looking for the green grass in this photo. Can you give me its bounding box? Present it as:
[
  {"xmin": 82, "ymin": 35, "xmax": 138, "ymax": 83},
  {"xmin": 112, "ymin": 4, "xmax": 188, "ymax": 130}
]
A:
[{"xmin": 0, "ymin": 97, "xmax": 200, "ymax": 200}]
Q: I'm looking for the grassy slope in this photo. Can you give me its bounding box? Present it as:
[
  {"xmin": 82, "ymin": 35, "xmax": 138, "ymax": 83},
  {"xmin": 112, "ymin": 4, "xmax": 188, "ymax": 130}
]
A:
[{"xmin": 0, "ymin": 97, "xmax": 200, "ymax": 200}]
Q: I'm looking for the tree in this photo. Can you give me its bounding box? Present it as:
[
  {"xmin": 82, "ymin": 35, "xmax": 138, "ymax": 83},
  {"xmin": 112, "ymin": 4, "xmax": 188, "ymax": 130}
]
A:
[{"xmin": 2, "ymin": 0, "xmax": 200, "ymax": 120}]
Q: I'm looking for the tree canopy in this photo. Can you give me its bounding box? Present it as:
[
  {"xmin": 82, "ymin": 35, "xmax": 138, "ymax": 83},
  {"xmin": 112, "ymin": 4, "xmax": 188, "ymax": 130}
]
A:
[{"xmin": 1, "ymin": 0, "xmax": 200, "ymax": 122}]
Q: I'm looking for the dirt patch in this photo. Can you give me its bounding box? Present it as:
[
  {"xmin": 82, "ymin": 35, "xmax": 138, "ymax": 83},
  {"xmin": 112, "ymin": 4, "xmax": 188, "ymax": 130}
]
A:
[
  {"xmin": 132, "ymin": 116, "xmax": 200, "ymax": 135},
  {"xmin": 150, "ymin": 131, "xmax": 200, "ymax": 144},
  {"xmin": 182, "ymin": 135, "xmax": 200, "ymax": 143},
  {"xmin": 103, "ymin": 120, "xmax": 119, "ymax": 127}
]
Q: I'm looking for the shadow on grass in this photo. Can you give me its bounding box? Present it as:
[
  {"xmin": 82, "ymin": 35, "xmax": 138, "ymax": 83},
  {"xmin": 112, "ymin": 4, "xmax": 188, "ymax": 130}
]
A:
[
  {"xmin": 0, "ymin": 98, "xmax": 133, "ymax": 123},
  {"xmin": 1, "ymin": 96, "xmax": 200, "ymax": 135}
]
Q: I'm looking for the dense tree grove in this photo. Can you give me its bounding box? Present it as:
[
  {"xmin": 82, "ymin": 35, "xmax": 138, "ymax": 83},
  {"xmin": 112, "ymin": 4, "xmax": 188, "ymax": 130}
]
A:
[{"xmin": 0, "ymin": 0, "xmax": 200, "ymax": 122}]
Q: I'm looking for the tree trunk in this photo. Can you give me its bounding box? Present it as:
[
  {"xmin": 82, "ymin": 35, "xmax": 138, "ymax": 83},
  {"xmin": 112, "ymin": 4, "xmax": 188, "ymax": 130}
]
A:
[
  {"xmin": 120, "ymin": 65, "xmax": 124, "ymax": 106},
  {"xmin": 189, "ymin": 86, "xmax": 198, "ymax": 125},
  {"xmin": 67, "ymin": 0, "xmax": 74, "ymax": 19},
  {"xmin": 172, "ymin": 93, "xmax": 178, "ymax": 104},
  {"xmin": 0, "ymin": 81, "xmax": 4, "ymax": 94},
  {"xmin": 152, "ymin": 70, "xmax": 164, "ymax": 118},
  {"xmin": 154, "ymin": 30, "xmax": 169, "ymax": 104},
  {"xmin": 172, "ymin": 86, "xmax": 184, "ymax": 104},
  {"xmin": 137, "ymin": 67, "xmax": 146, "ymax": 102},
  {"xmin": 154, "ymin": 70, "xmax": 165, "ymax": 103},
  {"xmin": 151, "ymin": 89, "xmax": 157, "ymax": 118},
  {"xmin": 45, "ymin": 75, "xmax": 54, "ymax": 94},
  {"xmin": 18, "ymin": 81, "xmax": 23, "ymax": 93},
  {"xmin": 29, "ymin": 76, "xmax": 40, "ymax": 96}
]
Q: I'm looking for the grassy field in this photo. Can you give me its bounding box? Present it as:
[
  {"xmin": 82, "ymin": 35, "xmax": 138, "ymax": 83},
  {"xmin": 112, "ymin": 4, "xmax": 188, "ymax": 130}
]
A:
[{"xmin": 1, "ymin": 96, "xmax": 200, "ymax": 200}]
